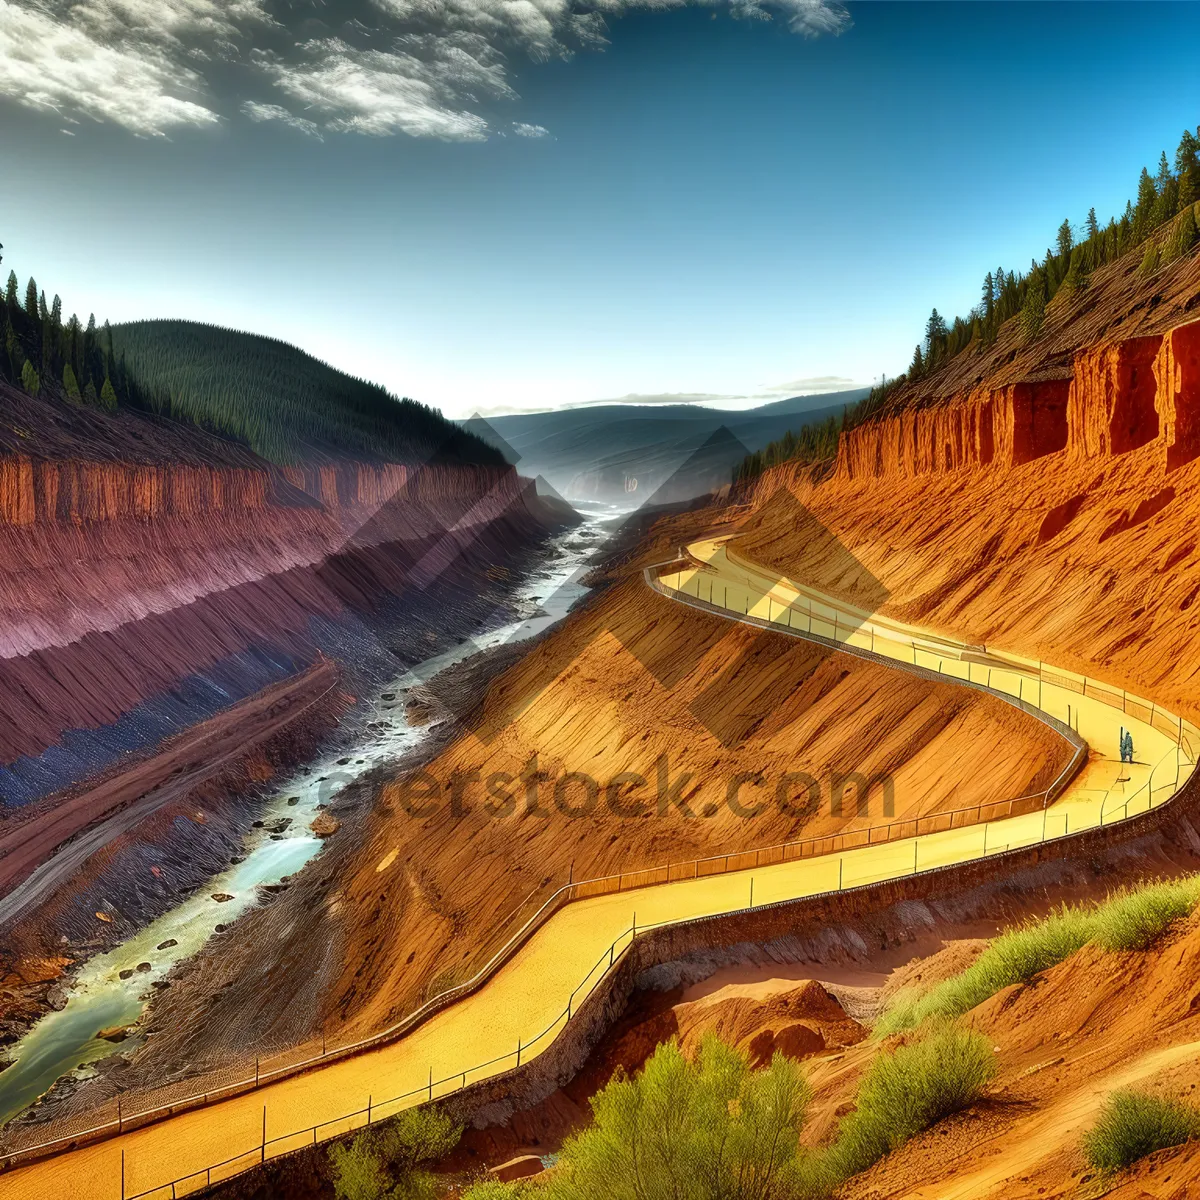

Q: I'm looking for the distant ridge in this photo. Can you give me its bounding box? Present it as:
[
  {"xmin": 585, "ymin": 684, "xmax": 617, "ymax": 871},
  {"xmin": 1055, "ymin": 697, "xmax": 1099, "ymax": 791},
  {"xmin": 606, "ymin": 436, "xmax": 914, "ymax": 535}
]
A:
[{"xmin": 111, "ymin": 320, "xmax": 501, "ymax": 467}]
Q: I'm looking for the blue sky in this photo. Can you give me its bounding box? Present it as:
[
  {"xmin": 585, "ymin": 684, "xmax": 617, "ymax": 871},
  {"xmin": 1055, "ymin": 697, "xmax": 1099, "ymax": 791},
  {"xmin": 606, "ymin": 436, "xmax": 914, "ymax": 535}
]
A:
[{"xmin": 2, "ymin": 1, "xmax": 1199, "ymax": 416}]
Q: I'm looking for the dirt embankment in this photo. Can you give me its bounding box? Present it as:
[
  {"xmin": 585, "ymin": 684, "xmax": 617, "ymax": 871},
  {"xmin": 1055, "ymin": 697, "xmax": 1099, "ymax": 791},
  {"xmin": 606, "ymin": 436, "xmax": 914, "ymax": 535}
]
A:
[
  {"xmin": 734, "ymin": 325, "xmax": 1200, "ymax": 729},
  {"xmin": 295, "ymin": 552, "xmax": 1068, "ymax": 1045}
]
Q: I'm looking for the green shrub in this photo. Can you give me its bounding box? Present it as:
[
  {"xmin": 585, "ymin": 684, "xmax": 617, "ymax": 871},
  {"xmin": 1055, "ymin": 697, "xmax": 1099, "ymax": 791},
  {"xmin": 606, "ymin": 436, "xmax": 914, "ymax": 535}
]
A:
[
  {"xmin": 780, "ymin": 1024, "xmax": 995, "ymax": 1199},
  {"xmin": 875, "ymin": 908, "xmax": 1092, "ymax": 1036},
  {"xmin": 1091, "ymin": 877, "xmax": 1200, "ymax": 951},
  {"xmin": 1082, "ymin": 1089, "xmax": 1200, "ymax": 1172},
  {"xmin": 329, "ymin": 1106, "xmax": 463, "ymax": 1200},
  {"xmin": 522, "ymin": 1034, "xmax": 810, "ymax": 1200},
  {"xmin": 877, "ymin": 877, "xmax": 1200, "ymax": 1036}
]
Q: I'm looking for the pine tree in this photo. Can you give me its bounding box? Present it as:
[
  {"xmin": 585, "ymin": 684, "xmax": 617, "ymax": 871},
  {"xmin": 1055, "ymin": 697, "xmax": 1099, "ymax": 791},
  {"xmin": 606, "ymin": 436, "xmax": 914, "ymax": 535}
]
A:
[
  {"xmin": 1062, "ymin": 245, "xmax": 1090, "ymax": 293},
  {"xmin": 1020, "ymin": 273, "xmax": 1046, "ymax": 342},
  {"xmin": 1176, "ymin": 129, "xmax": 1199, "ymax": 178},
  {"xmin": 1133, "ymin": 168, "xmax": 1157, "ymax": 241},
  {"xmin": 100, "ymin": 376, "xmax": 118, "ymax": 409},
  {"xmin": 84, "ymin": 378, "xmax": 99, "ymax": 406},
  {"xmin": 924, "ymin": 309, "xmax": 948, "ymax": 360},
  {"xmin": 1056, "ymin": 219, "xmax": 1074, "ymax": 259},
  {"xmin": 21, "ymin": 359, "xmax": 39, "ymax": 396},
  {"xmin": 981, "ymin": 271, "xmax": 995, "ymax": 320},
  {"xmin": 63, "ymin": 362, "xmax": 81, "ymax": 401},
  {"xmin": 4, "ymin": 271, "xmax": 16, "ymax": 309},
  {"xmin": 1085, "ymin": 207, "xmax": 1100, "ymax": 241},
  {"xmin": 24, "ymin": 277, "xmax": 38, "ymax": 321},
  {"xmin": 1154, "ymin": 151, "xmax": 1179, "ymax": 226},
  {"xmin": 1138, "ymin": 240, "xmax": 1160, "ymax": 277},
  {"xmin": 909, "ymin": 343, "xmax": 925, "ymax": 378}
]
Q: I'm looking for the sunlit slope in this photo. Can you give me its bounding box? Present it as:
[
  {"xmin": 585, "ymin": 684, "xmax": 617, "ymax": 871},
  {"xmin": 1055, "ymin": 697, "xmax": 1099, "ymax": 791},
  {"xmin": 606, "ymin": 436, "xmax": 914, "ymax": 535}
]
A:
[{"xmin": 1, "ymin": 544, "xmax": 1192, "ymax": 1200}]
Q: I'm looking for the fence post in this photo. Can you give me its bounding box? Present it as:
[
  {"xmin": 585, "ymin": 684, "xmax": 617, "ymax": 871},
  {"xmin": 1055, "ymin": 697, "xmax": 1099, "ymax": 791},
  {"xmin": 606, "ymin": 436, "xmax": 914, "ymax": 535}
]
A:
[
  {"xmin": 121, "ymin": 1149, "xmax": 125, "ymax": 1200},
  {"xmin": 118, "ymin": 1095, "xmax": 122, "ymax": 1134},
  {"xmin": 367, "ymin": 1095, "xmax": 372, "ymax": 1125},
  {"xmin": 838, "ymin": 858, "xmax": 843, "ymax": 890},
  {"xmin": 913, "ymin": 841, "xmax": 917, "ymax": 874},
  {"xmin": 255, "ymin": 1057, "xmax": 260, "ymax": 1087},
  {"xmin": 261, "ymin": 1106, "xmax": 267, "ymax": 1164},
  {"xmin": 429, "ymin": 1068, "xmax": 433, "ymax": 1101},
  {"xmin": 749, "ymin": 878, "xmax": 754, "ymax": 909}
]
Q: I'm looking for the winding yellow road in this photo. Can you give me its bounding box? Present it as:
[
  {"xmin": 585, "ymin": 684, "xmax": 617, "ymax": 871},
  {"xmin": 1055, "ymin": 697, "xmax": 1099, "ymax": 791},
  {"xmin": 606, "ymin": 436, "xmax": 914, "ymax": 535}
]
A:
[{"xmin": 1, "ymin": 539, "xmax": 1194, "ymax": 1200}]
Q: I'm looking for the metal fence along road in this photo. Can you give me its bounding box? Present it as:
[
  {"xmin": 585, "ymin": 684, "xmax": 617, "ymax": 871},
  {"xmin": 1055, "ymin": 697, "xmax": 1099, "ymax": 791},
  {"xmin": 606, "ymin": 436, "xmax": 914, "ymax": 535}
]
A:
[{"xmin": 0, "ymin": 540, "xmax": 1195, "ymax": 1200}]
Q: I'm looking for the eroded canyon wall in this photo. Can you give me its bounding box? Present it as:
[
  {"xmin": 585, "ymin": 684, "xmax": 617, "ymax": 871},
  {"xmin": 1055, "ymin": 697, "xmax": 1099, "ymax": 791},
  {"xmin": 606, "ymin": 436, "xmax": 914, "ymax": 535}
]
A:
[
  {"xmin": 837, "ymin": 318, "xmax": 1200, "ymax": 482},
  {"xmin": 0, "ymin": 385, "xmax": 567, "ymax": 812}
]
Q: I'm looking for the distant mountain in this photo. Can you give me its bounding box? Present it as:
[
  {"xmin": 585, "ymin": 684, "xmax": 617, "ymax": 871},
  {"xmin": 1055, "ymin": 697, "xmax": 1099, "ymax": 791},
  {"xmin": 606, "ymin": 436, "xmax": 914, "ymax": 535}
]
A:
[
  {"xmin": 469, "ymin": 389, "xmax": 867, "ymax": 504},
  {"xmin": 111, "ymin": 320, "xmax": 500, "ymax": 467}
]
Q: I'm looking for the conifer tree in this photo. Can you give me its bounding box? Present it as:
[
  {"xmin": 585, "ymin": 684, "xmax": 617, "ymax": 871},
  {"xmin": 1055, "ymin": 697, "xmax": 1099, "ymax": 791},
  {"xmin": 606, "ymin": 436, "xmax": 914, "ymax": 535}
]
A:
[
  {"xmin": 1138, "ymin": 240, "xmax": 1160, "ymax": 277},
  {"xmin": 909, "ymin": 343, "xmax": 925, "ymax": 378},
  {"xmin": 1085, "ymin": 207, "xmax": 1100, "ymax": 241},
  {"xmin": 21, "ymin": 359, "xmax": 39, "ymax": 396},
  {"xmin": 1019, "ymin": 272, "xmax": 1045, "ymax": 341},
  {"xmin": 100, "ymin": 376, "xmax": 118, "ymax": 409},
  {"xmin": 63, "ymin": 362, "xmax": 81, "ymax": 401},
  {"xmin": 24, "ymin": 277, "xmax": 38, "ymax": 321},
  {"xmin": 981, "ymin": 271, "xmax": 995, "ymax": 320},
  {"xmin": 1056, "ymin": 219, "xmax": 1073, "ymax": 259},
  {"xmin": 1133, "ymin": 169, "xmax": 1157, "ymax": 241},
  {"xmin": 924, "ymin": 309, "xmax": 948, "ymax": 360},
  {"xmin": 4, "ymin": 271, "xmax": 16, "ymax": 309}
]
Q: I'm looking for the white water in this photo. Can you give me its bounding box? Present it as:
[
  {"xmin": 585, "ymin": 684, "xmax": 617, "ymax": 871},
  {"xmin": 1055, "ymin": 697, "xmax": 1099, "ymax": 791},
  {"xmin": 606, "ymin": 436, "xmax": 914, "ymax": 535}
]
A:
[{"xmin": 0, "ymin": 509, "xmax": 626, "ymax": 1128}]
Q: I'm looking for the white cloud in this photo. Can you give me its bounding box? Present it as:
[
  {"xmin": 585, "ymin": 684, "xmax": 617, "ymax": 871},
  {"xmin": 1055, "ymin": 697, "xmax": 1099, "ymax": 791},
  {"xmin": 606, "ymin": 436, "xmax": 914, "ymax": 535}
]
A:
[
  {"xmin": 0, "ymin": 0, "xmax": 851, "ymax": 139},
  {"xmin": 261, "ymin": 36, "xmax": 511, "ymax": 141},
  {"xmin": 241, "ymin": 100, "xmax": 323, "ymax": 139},
  {"xmin": 0, "ymin": 0, "xmax": 221, "ymax": 135}
]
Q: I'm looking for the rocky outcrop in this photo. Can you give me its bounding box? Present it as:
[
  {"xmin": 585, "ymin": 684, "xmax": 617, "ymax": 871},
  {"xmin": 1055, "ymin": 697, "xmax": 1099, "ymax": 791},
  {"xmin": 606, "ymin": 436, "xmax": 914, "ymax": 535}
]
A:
[
  {"xmin": 837, "ymin": 317, "xmax": 1200, "ymax": 482},
  {"xmin": 1156, "ymin": 317, "xmax": 1200, "ymax": 473}
]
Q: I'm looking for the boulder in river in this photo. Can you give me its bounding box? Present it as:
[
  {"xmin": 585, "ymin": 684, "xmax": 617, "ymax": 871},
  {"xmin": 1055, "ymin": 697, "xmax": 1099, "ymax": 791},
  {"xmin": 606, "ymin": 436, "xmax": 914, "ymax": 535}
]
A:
[
  {"xmin": 135, "ymin": 962, "xmax": 152, "ymax": 973},
  {"xmin": 96, "ymin": 1026, "xmax": 128, "ymax": 1044},
  {"xmin": 311, "ymin": 812, "xmax": 341, "ymax": 839},
  {"xmin": 156, "ymin": 939, "xmax": 178, "ymax": 951},
  {"xmin": 212, "ymin": 893, "xmax": 234, "ymax": 903}
]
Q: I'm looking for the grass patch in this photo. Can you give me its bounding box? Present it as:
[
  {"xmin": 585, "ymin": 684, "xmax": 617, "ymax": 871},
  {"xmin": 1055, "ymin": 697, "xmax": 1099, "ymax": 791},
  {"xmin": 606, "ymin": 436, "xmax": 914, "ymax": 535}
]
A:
[
  {"xmin": 877, "ymin": 876, "xmax": 1200, "ymax": 1037},
  {"xmin": 786, "ymin": 1023, "xmax": 996, "ymax": 1197},
  {"xmin": 1082, "ymin": 1089, "xmax": 1200, "ymax": 1172}
]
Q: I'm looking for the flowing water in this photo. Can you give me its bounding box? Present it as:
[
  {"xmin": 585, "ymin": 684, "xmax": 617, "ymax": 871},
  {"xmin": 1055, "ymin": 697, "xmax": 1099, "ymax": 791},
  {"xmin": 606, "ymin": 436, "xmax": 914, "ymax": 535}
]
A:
[{"xmin": 0, "ymin": 509, "xmax": 626, "ymax": 1128}]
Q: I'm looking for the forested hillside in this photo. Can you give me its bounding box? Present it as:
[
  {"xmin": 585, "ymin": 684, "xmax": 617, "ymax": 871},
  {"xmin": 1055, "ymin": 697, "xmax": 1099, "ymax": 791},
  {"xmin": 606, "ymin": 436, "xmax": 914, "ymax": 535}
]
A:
[
  {"xmin": 738, "ymin": 125, "xmax": 1200, "ymax": 482},
  {"xmin": 0, "ymin": 261, "xmax": 498, "ymax": 466}
]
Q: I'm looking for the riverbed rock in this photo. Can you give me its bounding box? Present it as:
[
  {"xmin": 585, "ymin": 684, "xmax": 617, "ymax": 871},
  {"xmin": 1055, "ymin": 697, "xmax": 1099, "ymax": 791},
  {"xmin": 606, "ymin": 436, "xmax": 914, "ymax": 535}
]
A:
[
  {"xmin": 135, "ymin": 962, "xmax": 152, "ymax": 973},
  {"xmin": 311, "ymin": 812, "xmax": 341, "ymax": 839},
  {"xmin": 286, "ymin": 796, "xmax": 299, "ymax": 806},
  {"xmin": 214, "ymin": 924, "xmax": 227, "ymax": 933},
  {"xmin": 156, "ymin": 939, "xmax": 177, "ymax": 950},
  {"xmin": 96, "ymin": 1026, "xmax": 129, "ymax": 1044},
  {"xmin": 45, "ymin": 986, "xmax": 68, "ymax": 1012},
  {"xmin": 118, "ymin": 969, "xmax": 134, "ymax": 980},
  {"xmin": 212, "ymin": 893, "xmax": 234, "ymax": 903}
]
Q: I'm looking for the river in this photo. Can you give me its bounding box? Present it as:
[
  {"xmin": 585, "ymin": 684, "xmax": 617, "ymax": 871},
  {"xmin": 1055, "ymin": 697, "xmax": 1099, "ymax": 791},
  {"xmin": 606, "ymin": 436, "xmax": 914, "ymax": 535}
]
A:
[{"xmin": 0, "ymin": 507, "xmax": 625, "ymax": 1129}]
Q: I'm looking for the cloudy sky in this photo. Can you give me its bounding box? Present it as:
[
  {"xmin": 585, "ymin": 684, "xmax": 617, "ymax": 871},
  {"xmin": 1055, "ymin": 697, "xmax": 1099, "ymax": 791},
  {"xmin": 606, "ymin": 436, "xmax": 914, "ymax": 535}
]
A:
[{"xmin": 2, "ymin": 1, "xmax": 1199, "ymax": 416}]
